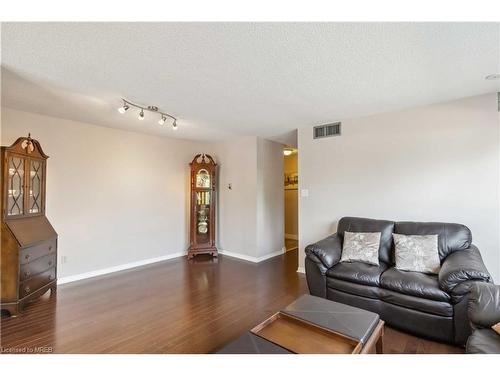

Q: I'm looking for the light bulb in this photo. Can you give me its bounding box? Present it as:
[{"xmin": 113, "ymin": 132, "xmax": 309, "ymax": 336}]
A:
[
  {"xmin": 118, "ymin": 104, "xmax": 129, "ymax": 114},
  {"xmin": 283, "ymin": 149, "xmax": 293, "ymax": 156},
  {"xmin": 172, "ymin": 120, "xmax": 178, "ymax": 130},
  {"xmin": 138, "ymin": 109, "xmax": 145, "ymax": 120},
  {"xmin": 158, "ymin": 115, "xmax": 166, "ymax": 125}
]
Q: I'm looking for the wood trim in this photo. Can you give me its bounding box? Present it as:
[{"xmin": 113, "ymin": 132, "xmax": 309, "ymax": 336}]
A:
[
  {"xmin": 251, "ymin": 311, "xmax": 362, "ymax": 354},
  {"xmin": 360, "ymin": 320, "xmax": 385, "ymax": 354}
]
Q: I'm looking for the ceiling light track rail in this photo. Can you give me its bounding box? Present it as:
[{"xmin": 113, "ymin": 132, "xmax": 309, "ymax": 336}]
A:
[{"xmin": 118, "ymin": 98, "xmax": 178, "ymax": 129}]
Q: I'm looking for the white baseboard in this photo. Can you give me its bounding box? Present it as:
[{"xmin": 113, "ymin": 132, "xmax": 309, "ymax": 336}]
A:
[
  {"xmin": 218, "ymin": 248, "xmax": 285, "ymax": 263},
  {"xmin": 296, "ymin": 266, "xmax": 305, "ymax": 274},
  {"xmin": 285, "ymin": 234, "xmax": 298, "ymax": 240},
  {"xmin": 57, "ymin": 252, "xmax": 187, "ymax": 285},
  {"xmin": 58, "ymin": 247, "xmax": 287, "ymax": 285}
]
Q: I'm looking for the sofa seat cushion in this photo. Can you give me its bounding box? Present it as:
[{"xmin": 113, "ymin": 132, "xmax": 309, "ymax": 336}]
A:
[
  {"xmin": 380, "ymin": 268, "xmax": 450, "ymax": 302},
  {"xmin": 327, "ymin": 278, "xmax": 383, "ymax": 299},
  {"xmin": 380, "ymin": 289, "xmax": 453, "ymax": 317},
  {"xmin": 326, "ymin": 262, "xmax": 389, "ymax": 287},
  {"xmin": 466, "ymin": 329, "xmax": 500, "ymax": 354}
]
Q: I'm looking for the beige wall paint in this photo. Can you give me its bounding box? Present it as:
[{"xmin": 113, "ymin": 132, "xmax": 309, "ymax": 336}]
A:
[
  {"xmin": 298, "ymin": 93, "xmax": 500, "ymax": 281},
  {"xmin": 0, "ymin": 109, "xmax": 286, "ymax": 276},
  {"xmin": 208, "ymin": 136, "xmax": 258, "ymax": 257},
  {"xmin": 1, "ymin": 108, "xmax": 205, "ymax": 278},
  {"xmin": 284, "ymin": 152, "xmax": 298, "ymax": 237},
  {"xmin": 257, "ymin": 138, "xmax": 284, "ymax": 257},
  {"xmin": 209, "ymin": 136, "xmax": 284, "ymax": 259}
]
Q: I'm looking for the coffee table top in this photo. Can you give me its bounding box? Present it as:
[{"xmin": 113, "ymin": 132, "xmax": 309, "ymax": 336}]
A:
[
  {"xmin": 216, "ymin": 294, "xmax": 380, "ymax": 354},
  {"xmin": 283, "ymin": 294, "xmax": 379, "ymax": 344}
]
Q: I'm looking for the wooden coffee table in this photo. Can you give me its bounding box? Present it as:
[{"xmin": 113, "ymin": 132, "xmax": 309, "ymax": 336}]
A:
[{"xmin": 217, "ymin": 294, "xmax": 384, "ymax": 354}]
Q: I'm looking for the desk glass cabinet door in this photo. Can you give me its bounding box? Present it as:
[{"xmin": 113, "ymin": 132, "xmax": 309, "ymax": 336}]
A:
[{"xmin": 4, "ymin": 144, "xmax": 46, "ymax": 218}]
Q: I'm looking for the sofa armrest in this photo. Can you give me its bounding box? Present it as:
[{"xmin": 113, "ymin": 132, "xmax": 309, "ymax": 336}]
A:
[
  {"xmin": 468, "ymin": 282, "xmax": 500, "ymax": 328},
  {"xmin": 438, "ymin": 245, "xmax": 492, "ymax": 294},
  {"xmin": 305, "ymin": 233, "xmax": 342, "ymax": 275}
]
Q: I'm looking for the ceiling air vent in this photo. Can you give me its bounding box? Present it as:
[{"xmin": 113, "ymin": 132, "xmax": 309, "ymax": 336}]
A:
[{"xmin": 313, "ymin": 122, "xmax": 341, "ymax": 139}]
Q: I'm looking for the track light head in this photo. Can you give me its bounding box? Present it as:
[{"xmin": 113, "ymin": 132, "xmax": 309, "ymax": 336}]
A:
[
  {"xmin": 138, "ymin": 109, "xmax": 145, "ymax": 120},
  {"xmin": 172, "ymin": 120, "xmax": 178, "ymax": 130},
  {"xmin": 118, "ymin": 103, "xmax": 129, "ymax": 114},
  {"xmin": 158, "ymin": 115, "xmax": 166, "ymax": 125}
]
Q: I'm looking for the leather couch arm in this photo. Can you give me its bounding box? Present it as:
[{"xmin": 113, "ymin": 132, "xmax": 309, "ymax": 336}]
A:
[
  {"xmin": 468, "ymin": 282, "xmax": 500, "ymax": 328},
  {"xmin": 438, "ymin": 245, "xmax": 492, "ymax": 294},
  {"xmin": 305, "ymin": 233, "xmax": 342, "ymax": 275}
]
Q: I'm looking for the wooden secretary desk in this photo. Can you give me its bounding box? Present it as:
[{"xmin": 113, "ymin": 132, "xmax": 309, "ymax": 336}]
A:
[{"xmin": 1, "ymin": 135, "xmax": 58, "ymax": 317}]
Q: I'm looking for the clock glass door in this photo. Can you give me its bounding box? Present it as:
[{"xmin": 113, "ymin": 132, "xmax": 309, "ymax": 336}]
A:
[
  {"xmin": 196, "ymin": 191, "xmax": 210, "ymax": 244},
  {"xmin": 195, "ymin": 169, "xmax": 211, "ymax": 246}
]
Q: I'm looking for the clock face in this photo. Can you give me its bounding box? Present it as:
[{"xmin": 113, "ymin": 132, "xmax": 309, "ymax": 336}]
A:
[{"xmin": 196, "ymin": 169, "xmax": 210, "ymax": 188}]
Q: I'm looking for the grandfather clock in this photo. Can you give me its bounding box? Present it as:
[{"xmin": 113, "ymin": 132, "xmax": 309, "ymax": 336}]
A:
[{"xmin": 188, "ymin": 154, "xmax": 218, "ymax": 259}]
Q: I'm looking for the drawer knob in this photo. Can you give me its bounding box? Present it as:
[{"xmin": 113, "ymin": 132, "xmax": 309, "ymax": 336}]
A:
[
  {"xmin": 48, "ymin": 261, "xmax": 53, "ymax": 266},
  {"xmin": 24, "ymin": 271, "xmax": 31, "ymax": 278},
  {"xmin": 48, "ymin": 275, "xmax": 54, "ymax": 281},
  {"xmin": 25, "ymin": 254, "xmax": 30, "ymax": 260},
  {"xmin": 49, "ymin": 246, "xmax": 53, "ymax": 251},
  {"xmin": 24, "ymin": 286, "xmax": 31, "ymax": 293}
]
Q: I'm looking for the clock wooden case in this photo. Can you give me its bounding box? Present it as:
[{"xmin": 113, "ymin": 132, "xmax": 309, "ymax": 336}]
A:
[
  {"xmin": 1, "ymin": 135, "xmax": 58, "ymax": 317},
  {"xmin": 188, "ymin": 154, "xmax": 218, "ymax": 259}
]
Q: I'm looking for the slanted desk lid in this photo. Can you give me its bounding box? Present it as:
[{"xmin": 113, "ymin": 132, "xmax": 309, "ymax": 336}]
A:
[
  {"xmin": 282, "ymin": 294, "xmax": 380, "ymax": 344},
  {"xmin": 5, "ymin": 216, "xmax": 57, "ymax": 247}
]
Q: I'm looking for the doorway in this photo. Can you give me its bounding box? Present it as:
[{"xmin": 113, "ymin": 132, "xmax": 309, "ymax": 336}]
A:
[{"xmin": 284, "ymin": 148, "xmax": 298, "ymax": 251}]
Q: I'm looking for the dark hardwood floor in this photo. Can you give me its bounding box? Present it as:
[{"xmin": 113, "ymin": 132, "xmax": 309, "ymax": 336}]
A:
[{"xmin": 0, "ymin": 249, "xmax": 462, "ymax": 354}]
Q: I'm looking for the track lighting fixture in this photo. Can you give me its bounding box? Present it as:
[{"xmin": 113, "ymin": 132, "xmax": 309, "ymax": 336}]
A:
[{"xmin": 117, "ymin": 99, "xmax": 178, "ymax": 129}]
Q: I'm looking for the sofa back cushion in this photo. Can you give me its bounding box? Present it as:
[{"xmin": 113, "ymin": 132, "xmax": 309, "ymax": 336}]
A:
[
  {"xmin": 337, "ymin": 217, "xmax": 395, "ymax": 264},
  {"xmin": 394, "ymin": 221, "xmax": 472, "ymax": 261}
]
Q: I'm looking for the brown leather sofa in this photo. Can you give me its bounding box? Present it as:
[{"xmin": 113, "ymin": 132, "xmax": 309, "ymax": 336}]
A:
[
  {"xmin": 466, "ymin": 282, "xmax": 500, "ymax": 353},
  {"xmin": 305, "ymin": 216, "xmax": 492, "ymax": 345}
]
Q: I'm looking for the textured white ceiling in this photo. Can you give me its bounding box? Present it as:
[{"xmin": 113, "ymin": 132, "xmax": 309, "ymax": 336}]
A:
[{"xmin": 1, "ymin": 22, "xmax": 499, "ymax": 143}]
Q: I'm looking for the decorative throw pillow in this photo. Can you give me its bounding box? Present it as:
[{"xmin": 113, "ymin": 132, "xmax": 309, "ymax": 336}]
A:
[
  {"xmin": 393, "ymin": 234, "xmax": 440, "ymax": 274},
  {"xmin": 340, "ymin": 231, "xmax": 381, "ymax": 266},
  {"xmin": 492, "ymin": 322, "xmax": 500, "ymax": 336}
]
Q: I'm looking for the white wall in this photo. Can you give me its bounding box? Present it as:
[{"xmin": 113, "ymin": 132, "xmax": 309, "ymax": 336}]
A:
[
  {"xmin": 209, "ymin": 136, "xmax": 258, "ymax": 257},
  {"xmin": 209, "ymin": 136, "xmax": 284, "ymax": 260},
  {"xmin": 1, "ymin": 108, "xmax": 204, "ymax": 278},
  {"xmin": 298, "ymin": 94, "xmax": 500, "ymax": 281},
  {"xmin": 0, "ymin": 111, "xmax": 286, "ymax": 276},
  {"xmin": 257, "ymin": 138, "xmax": 284, "ymax": 257}
]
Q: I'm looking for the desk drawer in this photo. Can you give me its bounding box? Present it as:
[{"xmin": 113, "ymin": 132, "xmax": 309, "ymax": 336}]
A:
[
  {"xmin": 19, "ymin": 267, "xmax": 56, "ymax": 298},
  {"xmin": 20, "ymin": 239, "xmax": 56, "ymax": 265},
  {"xmin": 20, "ymin": 253, "xmax": 56, "ymax": 281}
]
